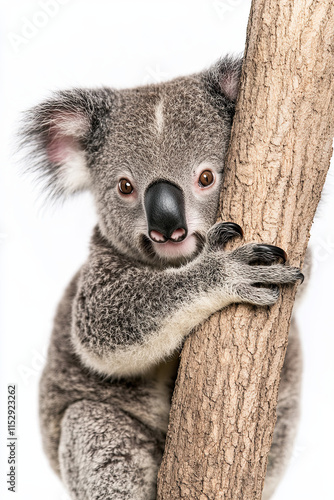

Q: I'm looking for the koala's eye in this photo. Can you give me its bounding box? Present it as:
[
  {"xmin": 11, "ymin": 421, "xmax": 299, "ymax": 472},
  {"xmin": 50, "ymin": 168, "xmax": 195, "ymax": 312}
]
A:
[
  {"xmin": 198, "ymin": 170, "xmax": 215, "ymax": 188},
  {"xmin": 118, "ymin": 178, "xmax": 134, "ymax": 195}
]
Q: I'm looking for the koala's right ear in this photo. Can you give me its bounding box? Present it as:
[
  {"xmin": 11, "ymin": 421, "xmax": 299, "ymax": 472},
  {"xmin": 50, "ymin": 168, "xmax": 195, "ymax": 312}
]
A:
[{"xmin": 21, "ymin": 88, "xmax": 114, "ymax": 198}]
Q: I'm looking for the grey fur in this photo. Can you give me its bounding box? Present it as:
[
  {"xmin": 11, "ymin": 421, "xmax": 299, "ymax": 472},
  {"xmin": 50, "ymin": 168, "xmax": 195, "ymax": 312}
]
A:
[{"xmin": 23, "ymin": 56, "xmax": 303, "ymax": 499}]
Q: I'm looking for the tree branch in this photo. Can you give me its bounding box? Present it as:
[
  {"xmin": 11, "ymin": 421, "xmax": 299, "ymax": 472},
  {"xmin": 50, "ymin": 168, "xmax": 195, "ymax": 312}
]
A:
[{"xmin": 157, "ymin": 0, "xmax": 334, "ymax": 498}]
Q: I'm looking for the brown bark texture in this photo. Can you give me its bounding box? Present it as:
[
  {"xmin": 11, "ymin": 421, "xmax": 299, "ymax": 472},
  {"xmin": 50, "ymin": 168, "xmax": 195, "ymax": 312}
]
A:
[{"xmin": 157, "ymin": 1, "xmax": 334, "ymax": 499}]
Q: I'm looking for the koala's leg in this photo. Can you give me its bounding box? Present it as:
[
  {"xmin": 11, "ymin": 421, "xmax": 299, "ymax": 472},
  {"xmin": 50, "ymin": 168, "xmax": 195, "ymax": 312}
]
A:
[
  {"xmin": 262, "ymin": 318, "xmax": 302, "ymax": 499},
  {"xmin": 59, "ymin": 400, "xmax": 164, "ymax": 500}
]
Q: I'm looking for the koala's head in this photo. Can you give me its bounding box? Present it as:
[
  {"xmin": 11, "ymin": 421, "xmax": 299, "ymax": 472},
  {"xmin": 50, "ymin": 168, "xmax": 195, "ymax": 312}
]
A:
[{"xmin": 23, "ymin": 57, "xmax": 241, "ymax": 267}]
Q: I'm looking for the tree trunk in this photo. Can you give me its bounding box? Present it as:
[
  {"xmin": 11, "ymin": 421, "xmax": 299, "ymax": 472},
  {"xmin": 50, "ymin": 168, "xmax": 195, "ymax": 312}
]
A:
[{"xmin": 157, "ymin": 1, "xmax": 334, "ymax": 498}]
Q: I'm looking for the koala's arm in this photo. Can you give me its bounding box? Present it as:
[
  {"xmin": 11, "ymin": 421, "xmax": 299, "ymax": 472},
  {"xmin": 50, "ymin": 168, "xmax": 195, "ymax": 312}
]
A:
[{"xmin": 72, "ymin": 225, "xmax": 302, "ymax": 378}]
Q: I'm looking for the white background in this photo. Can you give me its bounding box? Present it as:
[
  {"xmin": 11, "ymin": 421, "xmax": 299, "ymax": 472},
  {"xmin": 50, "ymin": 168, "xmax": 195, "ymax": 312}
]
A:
[{"xmin": 1, "ymin": 1, "xmax": 333, "ymax": 499}]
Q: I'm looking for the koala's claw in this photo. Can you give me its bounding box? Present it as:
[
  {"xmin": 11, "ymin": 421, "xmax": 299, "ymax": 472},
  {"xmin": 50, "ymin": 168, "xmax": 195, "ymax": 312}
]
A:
[
  {"xmin": 221, "ymin": 222, "xmax": 244, "ymax": 238},
  {"xmin": 249, "ymin": 244, "xmax": 287, "ymax": 264},
  {"xmin": 231, "ymin": 243, "xmax": 288, "ymax": 265},
  {"xmin": 208, "ymin": 221, "xmax": 243, "ymax": 248}
]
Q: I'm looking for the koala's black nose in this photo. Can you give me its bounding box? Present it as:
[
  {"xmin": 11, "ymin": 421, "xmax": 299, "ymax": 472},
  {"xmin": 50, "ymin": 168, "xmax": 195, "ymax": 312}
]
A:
[{"xmin": 144, "ymin": 181, "xmax": 188, "ymax": 243}]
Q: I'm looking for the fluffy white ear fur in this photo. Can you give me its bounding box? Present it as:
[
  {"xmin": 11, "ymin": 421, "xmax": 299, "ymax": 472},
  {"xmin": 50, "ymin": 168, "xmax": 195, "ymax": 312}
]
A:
[
  {"xmin": 46, "ymin": 111, "xmax": 91, "ymax": 194},
  {"xmin": 219, "ymin": 70, "xmax": 240, "ymax": 102}
]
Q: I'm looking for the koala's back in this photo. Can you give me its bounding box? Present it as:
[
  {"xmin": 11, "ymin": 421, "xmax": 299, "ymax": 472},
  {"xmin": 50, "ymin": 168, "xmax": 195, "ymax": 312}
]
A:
[{"xmin": 40, "ymin": 271, "xmax": 175, "ymax": 475}]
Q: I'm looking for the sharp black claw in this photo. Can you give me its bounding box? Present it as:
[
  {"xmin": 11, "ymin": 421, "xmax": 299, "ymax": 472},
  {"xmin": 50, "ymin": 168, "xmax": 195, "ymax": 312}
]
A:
[
  {"xmin": 255, "ymin": 244, "xmax": 287, "ymax": 263},
  {"xmin": 208, "ymin": 221, "xmax": 244, "ymax": 248},
  {"xmin": 298, "ymin": 272, "xmax": 304, "ymax": 284},
  {"xmin": 220, "ymin": 222, "xmax": 244, "ymax": 238}
]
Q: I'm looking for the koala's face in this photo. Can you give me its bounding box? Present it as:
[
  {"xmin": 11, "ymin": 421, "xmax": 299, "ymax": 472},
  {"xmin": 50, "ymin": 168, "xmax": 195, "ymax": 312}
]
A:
[
  {"xmin": 24, "ymin": 58, "xmax": 240, "ymax": 267},
  {"xmin": 91, "ymin": 78, "xmax": 234, "ymax": 267}
]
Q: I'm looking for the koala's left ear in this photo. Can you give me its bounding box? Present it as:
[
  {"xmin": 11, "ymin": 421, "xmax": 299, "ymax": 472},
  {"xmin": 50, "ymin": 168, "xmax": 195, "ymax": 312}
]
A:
[
  {"xmin": 203, "ymin": 56, "xmax": 243, "ymax": 117},
  {"xmin": 21, "ymin": 88, "xmax": 114, "ymax": 198}
]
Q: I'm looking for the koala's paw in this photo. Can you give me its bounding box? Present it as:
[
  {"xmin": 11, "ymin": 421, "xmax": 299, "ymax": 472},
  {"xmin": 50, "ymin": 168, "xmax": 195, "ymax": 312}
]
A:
[
  {"xmin": 228, "ymin": 243, "xmax": 304, "ymax": 307},
  {"xmin": 207, "ymin": 221, "xmax": 243, "ymax": 249}
]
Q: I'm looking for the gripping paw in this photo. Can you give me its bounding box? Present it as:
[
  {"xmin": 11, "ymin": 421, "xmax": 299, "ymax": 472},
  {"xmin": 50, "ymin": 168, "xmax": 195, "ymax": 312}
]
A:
[
  {"xmin": 228, "ymin": 243, "xmax": 303, "ymax": 307},
  {"xmin": 207, "ymin": 222, "xmax": 243, "ymax": 249}
]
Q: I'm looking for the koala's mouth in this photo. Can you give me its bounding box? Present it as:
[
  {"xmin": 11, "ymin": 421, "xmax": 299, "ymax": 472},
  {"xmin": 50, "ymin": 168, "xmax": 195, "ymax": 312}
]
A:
[{"xmin": 140, "ymin": 231, "xmax": 205, "ymax": 265}]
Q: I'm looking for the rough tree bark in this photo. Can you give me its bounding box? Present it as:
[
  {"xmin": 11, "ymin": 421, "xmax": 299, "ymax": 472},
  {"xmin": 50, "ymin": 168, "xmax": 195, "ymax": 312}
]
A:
[{"xmin": 157, "ymin": 1, "xmax": 334, "ymax": 499}]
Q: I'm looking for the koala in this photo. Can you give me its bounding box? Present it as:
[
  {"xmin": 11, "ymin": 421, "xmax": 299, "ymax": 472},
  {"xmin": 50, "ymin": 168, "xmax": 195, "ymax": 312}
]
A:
[{"xmin": 23, "ymin": 56, "xmax": 304, "ymax": 500}]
